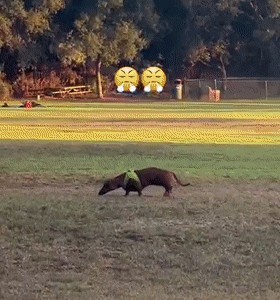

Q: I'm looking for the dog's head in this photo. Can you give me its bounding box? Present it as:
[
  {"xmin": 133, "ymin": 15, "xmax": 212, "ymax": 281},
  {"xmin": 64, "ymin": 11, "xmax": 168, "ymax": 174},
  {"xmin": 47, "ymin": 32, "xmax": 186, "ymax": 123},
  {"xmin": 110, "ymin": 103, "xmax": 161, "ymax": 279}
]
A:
[{"xmin": 98, "ymin": 179, "xmax": 120, "ymax": 195}]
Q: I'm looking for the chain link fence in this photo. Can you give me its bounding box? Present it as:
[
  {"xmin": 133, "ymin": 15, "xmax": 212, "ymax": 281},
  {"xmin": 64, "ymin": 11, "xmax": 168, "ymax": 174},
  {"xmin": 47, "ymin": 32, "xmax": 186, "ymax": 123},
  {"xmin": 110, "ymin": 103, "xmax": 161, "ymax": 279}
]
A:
[{"xmin": 184, "ymin": 78, "xmax": 280, "ymax": 101}]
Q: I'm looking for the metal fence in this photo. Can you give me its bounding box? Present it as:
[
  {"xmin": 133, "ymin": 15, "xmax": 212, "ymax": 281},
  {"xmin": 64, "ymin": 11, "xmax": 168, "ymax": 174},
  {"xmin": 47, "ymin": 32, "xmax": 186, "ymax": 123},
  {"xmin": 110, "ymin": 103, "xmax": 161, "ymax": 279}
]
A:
[{"xmin": 184, "ymin": 78, "xmax": 280, "ymax": 100}]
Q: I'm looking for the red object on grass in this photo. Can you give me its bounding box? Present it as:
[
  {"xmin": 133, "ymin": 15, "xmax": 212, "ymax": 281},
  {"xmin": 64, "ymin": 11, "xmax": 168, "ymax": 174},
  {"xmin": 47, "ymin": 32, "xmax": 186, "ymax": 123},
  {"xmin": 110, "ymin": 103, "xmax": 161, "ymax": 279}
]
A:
[{"xmin": 25, "ymin": 101, "xmax": 32, "ymax": 108}]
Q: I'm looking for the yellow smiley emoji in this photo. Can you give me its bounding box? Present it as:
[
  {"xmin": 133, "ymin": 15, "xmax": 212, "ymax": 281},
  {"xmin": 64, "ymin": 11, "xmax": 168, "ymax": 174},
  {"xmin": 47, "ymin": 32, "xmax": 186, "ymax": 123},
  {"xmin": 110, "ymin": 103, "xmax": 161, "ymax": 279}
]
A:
[
  {"xmin": 141, "ymin": 66, "xmax": 166, "ymax": 93},
  {"xmin": 114, "ymin": 67, "xmax": 139, "ymax": 93}
]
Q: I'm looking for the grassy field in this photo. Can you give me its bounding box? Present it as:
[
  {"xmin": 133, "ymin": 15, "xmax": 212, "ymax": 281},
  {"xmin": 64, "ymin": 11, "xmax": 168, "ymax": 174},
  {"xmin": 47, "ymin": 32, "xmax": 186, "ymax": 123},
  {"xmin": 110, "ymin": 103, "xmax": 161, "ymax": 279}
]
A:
[
  {"xmin": 0, "ymin": 101, "xmax": 280, "ymax": 299},
  {"xmin": 1, "ymin": 141, "xmax": 280, "ymax": 180},
  {"xmin": 1, "ymin": 100, "xmax": 280, "ymax": 144}
]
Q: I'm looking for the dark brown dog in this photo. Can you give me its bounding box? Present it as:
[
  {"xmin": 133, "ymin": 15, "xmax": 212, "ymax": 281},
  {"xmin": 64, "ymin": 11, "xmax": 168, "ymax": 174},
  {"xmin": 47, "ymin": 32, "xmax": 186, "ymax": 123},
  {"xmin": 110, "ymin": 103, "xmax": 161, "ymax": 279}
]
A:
[{"xmin": 98, "ymin": 167, "xmax": 191, "ymax": 197}]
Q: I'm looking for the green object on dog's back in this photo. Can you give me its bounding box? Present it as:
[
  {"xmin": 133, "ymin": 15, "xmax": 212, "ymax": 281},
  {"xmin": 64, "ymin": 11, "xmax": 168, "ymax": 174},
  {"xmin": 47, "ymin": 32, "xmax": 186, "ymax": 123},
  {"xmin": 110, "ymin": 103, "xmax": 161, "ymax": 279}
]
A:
[{"xmin": 124, "ymin": 169, "xmax": 141, "ymax": 188}]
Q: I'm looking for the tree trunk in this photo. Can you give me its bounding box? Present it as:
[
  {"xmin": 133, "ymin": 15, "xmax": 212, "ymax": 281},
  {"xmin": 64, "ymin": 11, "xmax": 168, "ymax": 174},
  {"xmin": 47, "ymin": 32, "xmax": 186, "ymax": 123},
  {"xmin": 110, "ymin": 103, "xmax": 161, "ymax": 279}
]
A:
[
  {"xmin": 220, "ymin": 55, "xmax": 227, "ymax": 92},
  {"xmin": 95, "ymin": 54, "xmax": 103, "ymax": 98}
]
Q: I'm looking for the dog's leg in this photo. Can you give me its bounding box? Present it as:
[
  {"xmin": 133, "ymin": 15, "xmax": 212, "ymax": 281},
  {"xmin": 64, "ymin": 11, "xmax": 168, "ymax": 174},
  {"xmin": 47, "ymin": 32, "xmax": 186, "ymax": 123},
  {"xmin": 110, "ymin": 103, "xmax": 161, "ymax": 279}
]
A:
[{"xmin": 163, "ymin": 186, "xmax": 172, "ymax": 197}]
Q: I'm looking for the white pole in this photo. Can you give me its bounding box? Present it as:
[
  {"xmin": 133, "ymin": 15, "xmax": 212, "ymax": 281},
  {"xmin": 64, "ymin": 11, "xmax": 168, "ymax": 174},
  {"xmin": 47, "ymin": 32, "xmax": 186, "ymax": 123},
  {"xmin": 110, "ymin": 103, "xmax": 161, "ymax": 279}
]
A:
[{"xmin": 265, "ymin": 81, "xmax": 268, "ymax": 100}]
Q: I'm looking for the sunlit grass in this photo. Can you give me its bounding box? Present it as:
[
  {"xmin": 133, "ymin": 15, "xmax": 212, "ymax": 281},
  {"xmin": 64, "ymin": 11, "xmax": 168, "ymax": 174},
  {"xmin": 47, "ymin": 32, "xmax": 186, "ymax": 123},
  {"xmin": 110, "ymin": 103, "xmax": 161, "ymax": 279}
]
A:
[
  {"xmin": 1, "ymin": 101, "xmax": 280, "ymax": 144},
  {"xmin": 1, "ymin": 107, "xmax": 280, "ymax": 120},
  {"xmin": 1, "ymin": 124, "xmax": 279, "ymax": 144}
]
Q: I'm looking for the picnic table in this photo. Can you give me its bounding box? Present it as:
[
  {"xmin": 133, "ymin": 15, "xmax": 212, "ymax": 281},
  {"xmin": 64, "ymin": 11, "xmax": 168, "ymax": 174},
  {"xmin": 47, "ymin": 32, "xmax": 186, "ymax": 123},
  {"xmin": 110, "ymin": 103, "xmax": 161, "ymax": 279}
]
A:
[{"xmin": 50, "ymin": 85, "xmax": 93, "ymax": 98}]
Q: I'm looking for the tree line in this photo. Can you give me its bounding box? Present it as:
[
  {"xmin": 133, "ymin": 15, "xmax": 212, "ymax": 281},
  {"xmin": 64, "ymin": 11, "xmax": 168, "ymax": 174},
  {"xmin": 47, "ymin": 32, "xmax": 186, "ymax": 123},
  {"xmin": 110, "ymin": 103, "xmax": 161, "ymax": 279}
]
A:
[{"xmin": 1, "ymin": 0, "xmax": 280, "ymax": 97}]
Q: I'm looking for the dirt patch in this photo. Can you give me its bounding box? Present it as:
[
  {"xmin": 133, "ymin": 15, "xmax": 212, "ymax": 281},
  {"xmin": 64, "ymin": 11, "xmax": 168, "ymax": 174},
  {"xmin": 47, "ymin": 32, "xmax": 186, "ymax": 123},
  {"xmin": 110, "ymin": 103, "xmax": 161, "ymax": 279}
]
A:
[{"xmin": 0, "ymin": 176, "xmax": 279, "ymax": 299}]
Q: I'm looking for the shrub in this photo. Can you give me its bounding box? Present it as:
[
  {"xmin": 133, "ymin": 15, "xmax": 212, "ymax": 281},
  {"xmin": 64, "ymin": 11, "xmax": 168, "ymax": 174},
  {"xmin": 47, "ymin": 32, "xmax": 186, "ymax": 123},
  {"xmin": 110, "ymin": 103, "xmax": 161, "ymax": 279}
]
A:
[{"xmin": 0, "ymin": 76, "xmax": 11, "ymax": 101}]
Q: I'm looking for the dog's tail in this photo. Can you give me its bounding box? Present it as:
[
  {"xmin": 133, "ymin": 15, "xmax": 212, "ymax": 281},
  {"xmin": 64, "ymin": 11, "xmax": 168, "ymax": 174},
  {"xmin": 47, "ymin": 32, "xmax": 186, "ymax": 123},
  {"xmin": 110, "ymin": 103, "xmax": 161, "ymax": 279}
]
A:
[{"xmin": 173, "ymin": 172, "xmax": 192, "ymax": 186}]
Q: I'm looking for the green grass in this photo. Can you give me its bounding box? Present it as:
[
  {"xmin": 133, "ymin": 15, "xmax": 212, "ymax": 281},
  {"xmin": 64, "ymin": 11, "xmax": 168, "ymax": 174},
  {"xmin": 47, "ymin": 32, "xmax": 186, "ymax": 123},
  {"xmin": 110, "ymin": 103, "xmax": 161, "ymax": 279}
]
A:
[
  {"xmin": 1, "ymin": 141, "xmax": 280, "ymax": 180},
  {"xmin": 1, "ymin": 100, "xmax": 280, "ymax": 144},
  {"xmin": 0, "ymin": 101, "xmax": 280, "ymax": 299}
]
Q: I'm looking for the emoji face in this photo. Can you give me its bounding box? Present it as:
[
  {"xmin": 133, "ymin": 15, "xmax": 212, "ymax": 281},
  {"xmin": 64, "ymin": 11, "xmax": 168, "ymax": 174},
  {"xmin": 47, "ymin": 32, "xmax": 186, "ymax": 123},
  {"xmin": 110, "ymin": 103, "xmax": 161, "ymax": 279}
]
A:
[
  {"xmin": 141, "ymin": 66, "xmax": 166, "ymax": 93},
  {"xmin": 114, "ymin": 67, "xmax": 139, "ymax": 93}
]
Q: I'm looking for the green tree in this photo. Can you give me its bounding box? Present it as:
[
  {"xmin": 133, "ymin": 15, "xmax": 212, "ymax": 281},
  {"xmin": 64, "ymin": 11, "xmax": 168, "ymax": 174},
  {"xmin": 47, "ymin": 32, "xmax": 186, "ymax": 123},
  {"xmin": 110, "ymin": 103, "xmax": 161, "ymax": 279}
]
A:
[
  {"xmin": 0, "ymin": 0, "xmax": 65, "ymax": 77},
  {"xmin": 182, "ymin": 0, "xmax": 280, "ymax": 78},
  {"xmin": 58, "ymin": 0, "xmax": 148, "ymax": 98},
  {"xmin": 235, "ymin": 0, "xmax": 280, "ymax": 76},
  {"xmin": 151, "ymin": 0, "xmax": 192, "ymax": 77},
  {"xmin": 180, "ymin": 0, "xmax": 237, "ymax": 80}
]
